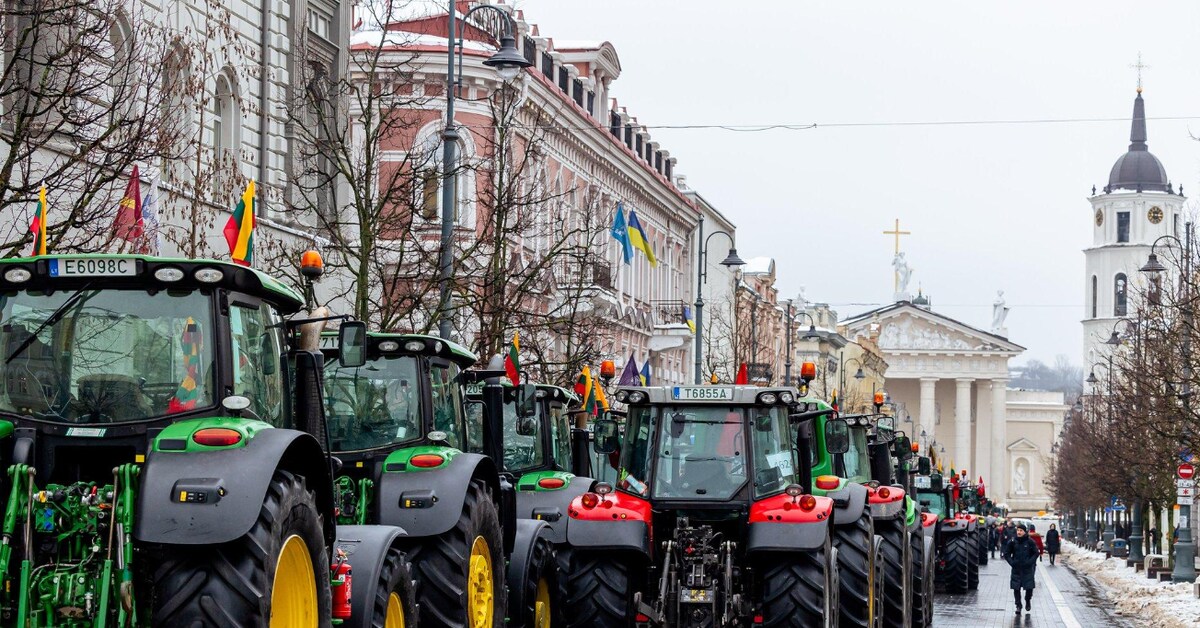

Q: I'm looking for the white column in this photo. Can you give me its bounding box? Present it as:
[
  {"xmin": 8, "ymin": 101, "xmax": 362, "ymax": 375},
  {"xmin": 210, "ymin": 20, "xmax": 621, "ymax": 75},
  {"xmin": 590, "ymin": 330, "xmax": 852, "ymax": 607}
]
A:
[
  {"xmin": 991, "ymin": 380, "xmax": 1008, "ymax": 498},
  {"xmin": 955, "ymin": 379, "xmax": 973, "ymax": 476},
  {"xmin": 919, "ymin": 378, "xmax": 937, "ymax": 446}
]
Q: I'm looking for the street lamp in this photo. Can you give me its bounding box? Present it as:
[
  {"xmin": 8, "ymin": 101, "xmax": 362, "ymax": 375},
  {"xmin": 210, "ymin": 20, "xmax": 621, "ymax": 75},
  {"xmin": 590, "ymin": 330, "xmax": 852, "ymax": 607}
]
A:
[
  {"xmin": 785, "ymin": 308, "xmax": 820, "ymax": 386},
  {"xmin": 693, "ymin": 215, "xmax": 745, "ymax": 383},
  {"xmin": 1141, "ymin": 222, "xmax": 1195, "ymax": 582},
  {"xmin": 436, "ymin": 3, "xmax": 533, "ymax": 340}
]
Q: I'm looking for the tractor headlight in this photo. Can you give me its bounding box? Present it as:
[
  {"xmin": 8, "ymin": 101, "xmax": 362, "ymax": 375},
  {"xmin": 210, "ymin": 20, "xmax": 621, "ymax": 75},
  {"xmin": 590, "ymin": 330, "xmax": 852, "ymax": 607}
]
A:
[
  {"xmin": 628, "ymin": 391, "xmax": 647, "ymax": 404},
  {"xmin": 194, "ymin": 267, "xmax": 224, "ymax": 283},
  {"xmin": 403, "ymin": 340, "xmax": 425, "ymax": 352},
  {"xmin": 378, "ymin": 341, "xmax": 400, "ymax": 352},
  {"xmin": 615, "ymin": 391, "xmax": 629, "ymax": 403},
  {"xmin": 153, "ymin": 267, "xmax": 185, "ymax": 282},
  {"xmin": 779, "ymin": 392, "xmax": 795, "ymax": 404},
  {"xmin": 758, "ymin": 392, "xmax": 778, "ymax": 405},
  {"xmin": 3, "ymin": 268, "xmax": 31, "ymax": 283}
]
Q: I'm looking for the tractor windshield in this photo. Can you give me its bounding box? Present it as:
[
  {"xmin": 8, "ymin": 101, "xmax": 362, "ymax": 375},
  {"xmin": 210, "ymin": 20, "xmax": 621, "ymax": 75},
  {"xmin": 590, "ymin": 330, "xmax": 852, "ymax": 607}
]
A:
[
  {"xmin": 918, "ymin": 491, "xmax": 948, "ymax": 518},
  {"xmin": 0, "ymin": 288, "xmax": 215, "ymax": 423},
  {"xmin": 620, "ymin": 405, "xmax": 748, "ymax": 501},
  {"xmin": 324, "ymin": 356, "xmax": 422, "ymax": 451},
  {"xmin": 844, "ymin": 425, "xmax": 871, "ymax": 480}
]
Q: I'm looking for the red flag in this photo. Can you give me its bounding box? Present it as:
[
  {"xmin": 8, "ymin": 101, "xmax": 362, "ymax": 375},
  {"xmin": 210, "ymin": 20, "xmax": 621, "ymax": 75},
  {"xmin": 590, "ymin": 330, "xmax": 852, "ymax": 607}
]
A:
[
  {"xmin": 112, "ymin": 165, "xmax": 143, "ymax": 249},
  {"xmin": 735, "ymin": 363, "xmax": 748, "ymax": 385}
]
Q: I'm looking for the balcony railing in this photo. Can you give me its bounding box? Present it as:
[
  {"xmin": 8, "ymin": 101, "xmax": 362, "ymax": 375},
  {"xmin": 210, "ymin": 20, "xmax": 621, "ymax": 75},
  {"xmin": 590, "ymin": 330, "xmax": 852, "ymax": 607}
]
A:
[{"xmin": 555, "ymin": 259, "xmax": 613, "ymax": 290}]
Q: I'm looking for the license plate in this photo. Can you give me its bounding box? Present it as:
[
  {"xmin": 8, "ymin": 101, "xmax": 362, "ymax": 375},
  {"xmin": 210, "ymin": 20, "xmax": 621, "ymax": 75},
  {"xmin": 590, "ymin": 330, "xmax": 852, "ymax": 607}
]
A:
[
  {"xmin": 680, "ymin": 588, "xmax": 714, "ymax": 603},
  {"xmin": 49, "ymin": 258, "xmax": 135, "ymax": 277},
  {"xmin": 672, "ymin": 386, "xmax": 734, "ymax": 401},
  {"xmin": 914, "ymin": 476, "xmax": 931, "ymax": 489}
]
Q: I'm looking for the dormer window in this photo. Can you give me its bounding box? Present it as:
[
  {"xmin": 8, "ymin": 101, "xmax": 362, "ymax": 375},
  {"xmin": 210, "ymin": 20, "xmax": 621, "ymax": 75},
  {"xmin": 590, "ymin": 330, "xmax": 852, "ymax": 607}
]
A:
[
  {"xmin": 523, "ymin": 38, "xmax": 536, "ymax": 64},
  {"xmin": 558, "ymin": 67, "xmax": 568, "ymax": 91},
  {"xmin": 541, "ymin": 52, "xmax": 553, "ymax": 78},
  {"xmin": 572, "ymin": 79, "xmax": 583, "ymax": 106},
  {"xmin": 610, "ymin": 112, "xmax": 620, "ymax": 137}
]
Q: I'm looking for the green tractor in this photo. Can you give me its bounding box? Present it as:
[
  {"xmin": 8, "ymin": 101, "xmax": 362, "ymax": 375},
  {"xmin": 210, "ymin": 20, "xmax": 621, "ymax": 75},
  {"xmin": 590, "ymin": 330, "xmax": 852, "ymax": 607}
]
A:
[
  {"xmin": 562, "ymin": 384, "xmax": 840, "ymax": 627},
  {"xmin": 0, "ymin": 253, "xmax": 417, "ymax": 627},
  {"xmin": 321, "ymin": 333, "xmax": 556, "ymax": 627},
  {"xmin": 792, "ymin": 379, "xmax": 928, "ymax": 628},
  {"xmin": 912, "ymin": 470, "xmax": 980, "ymax": 594}
]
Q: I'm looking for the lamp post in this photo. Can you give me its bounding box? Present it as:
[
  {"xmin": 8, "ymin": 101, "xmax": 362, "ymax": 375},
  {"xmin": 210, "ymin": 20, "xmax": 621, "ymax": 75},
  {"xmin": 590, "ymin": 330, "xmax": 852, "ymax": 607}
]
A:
[
  {"xmin": 436, "ymin": 3, "xmax": 532, "ymax": 339},
  {"xmin": 785, "ymin": 307, "xmax": 819, "ymax": 386},
  {"xmin": 692, "ymin": 215, "xmax": 745, "ymax": 383},
  {"xmin": 839, "ymin": 354, "xmax": 867, "ymax": 410},
  {"xmin": 1142, "ymin": 223, "xmax": 1196, "ymax": 582}
]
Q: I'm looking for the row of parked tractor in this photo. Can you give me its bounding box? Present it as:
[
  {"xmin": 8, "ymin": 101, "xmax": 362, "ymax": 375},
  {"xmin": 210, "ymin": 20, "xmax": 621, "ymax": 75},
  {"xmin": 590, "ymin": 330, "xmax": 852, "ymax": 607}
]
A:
[{"xmin": 0, "ymin": 251, "xmax": 993, "ymax": 627}]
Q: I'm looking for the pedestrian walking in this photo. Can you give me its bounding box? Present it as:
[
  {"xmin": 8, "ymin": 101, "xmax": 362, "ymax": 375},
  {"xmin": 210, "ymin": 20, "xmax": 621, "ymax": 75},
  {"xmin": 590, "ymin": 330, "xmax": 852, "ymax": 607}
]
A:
[
  {"xmin": 1004, "ymin": 523, "xmax": 1040, "ymax": 613},
  {"xmin": 1150, "ymin": 527, "xmax": 1162, "ymax": 555},
  {"xmin": 990, "ymin": 523, "xmax": 1001, "ymax": 558},
  {"xmin": 1029, "ymin": 524, "xmax": 1045, "ymax": 561},
  {"xmin": 1045, "ymin": 524, "xmax": 1061, "ymax": 565},
  {"xmin": 1002, "ymin": 520, "xmax": 1017, "ymax": 553}
]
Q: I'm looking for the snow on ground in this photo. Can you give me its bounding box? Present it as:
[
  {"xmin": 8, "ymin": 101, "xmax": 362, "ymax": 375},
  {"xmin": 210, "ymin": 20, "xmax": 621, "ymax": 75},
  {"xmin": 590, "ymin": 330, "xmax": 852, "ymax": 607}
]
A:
[{"xmin": 1062, "ymin": 542, "xmax": 1200, "ymax": 627}]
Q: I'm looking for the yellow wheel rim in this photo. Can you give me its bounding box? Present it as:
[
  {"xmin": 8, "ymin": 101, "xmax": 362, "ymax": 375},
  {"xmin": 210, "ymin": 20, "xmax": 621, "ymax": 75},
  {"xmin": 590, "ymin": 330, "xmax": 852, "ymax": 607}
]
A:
[
  {"xmin": 386, "ymin": 591, "xmax": 406, "ymax": 628},
  {"xmin": 534, "ymin": 576, "xmax": 551, "ymax": 628},
  {"xmin": 467, "ymin": 536, "xmax": 495, "ymax": 628},
  {"xmin": 269, "ymin": 534, "xmax": 318, "ymax": 628}
]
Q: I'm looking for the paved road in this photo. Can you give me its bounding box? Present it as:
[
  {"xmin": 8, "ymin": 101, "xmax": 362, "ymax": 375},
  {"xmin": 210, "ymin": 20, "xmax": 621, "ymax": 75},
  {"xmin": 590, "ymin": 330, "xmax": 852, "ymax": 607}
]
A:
[{"xmin": 933, "ymin": 551, "xmax": 1131, "ymax": 627}]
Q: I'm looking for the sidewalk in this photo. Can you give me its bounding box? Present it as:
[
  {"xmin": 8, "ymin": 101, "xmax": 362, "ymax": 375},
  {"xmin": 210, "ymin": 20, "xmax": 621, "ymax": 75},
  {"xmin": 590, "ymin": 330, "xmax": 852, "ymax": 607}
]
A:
[
  {"xmin": 934, "ymin": 548, "xmax": 1130, "ymax": 627},
  {"xmin": 1061, "ymin": 542, "xmax": 1200, "ymax": 627}
]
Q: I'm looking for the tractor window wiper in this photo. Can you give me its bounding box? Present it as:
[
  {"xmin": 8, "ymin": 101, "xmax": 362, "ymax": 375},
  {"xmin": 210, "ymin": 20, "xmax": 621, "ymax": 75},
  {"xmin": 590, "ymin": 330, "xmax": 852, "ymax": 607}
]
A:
[{"xmin": 5, "ymin": 284, "xmax": 92, "ymax": 365}]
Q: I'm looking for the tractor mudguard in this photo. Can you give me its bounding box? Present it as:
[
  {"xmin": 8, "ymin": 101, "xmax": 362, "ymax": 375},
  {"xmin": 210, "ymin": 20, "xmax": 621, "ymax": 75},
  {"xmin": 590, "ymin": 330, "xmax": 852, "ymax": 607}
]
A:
[
  {"xmin": 134, "ymin": 428, "xmax": 332, "ymax": 545},
  {"xmin": 565, "ymin": 490, "xmax": 651, "ymax": 554},
  {"xmin": 828, "ymin": 482, "xmax": 870, "ymax": 526},
  {"xmin": 747, "ymin": 517, "xmax": 831, "ymax": 552},
  {"xmin": 376, "ymin": 451, "xmax": 500, "ymax": 537},
  {"xmin": 505, "ymin": 518, "xmax": 554, "ymax": 621},
  {"xmin": 515, "ymin": 474, "xmax": 594, "ymax": 544},
  {"xmin": 867, "ymin": 485, "xmax": 906, "ymax": 520},
  {"xmin": 335, "ymin": 524, "xmax": 408, "ymax": 628}
]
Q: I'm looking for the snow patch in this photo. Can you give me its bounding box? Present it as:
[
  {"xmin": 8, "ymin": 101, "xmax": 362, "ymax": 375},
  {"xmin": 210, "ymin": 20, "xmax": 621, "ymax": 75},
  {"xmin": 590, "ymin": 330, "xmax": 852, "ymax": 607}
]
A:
[{"xmin": 1061, "ymin": 542, "xmax": 1200, "ymax": 627}]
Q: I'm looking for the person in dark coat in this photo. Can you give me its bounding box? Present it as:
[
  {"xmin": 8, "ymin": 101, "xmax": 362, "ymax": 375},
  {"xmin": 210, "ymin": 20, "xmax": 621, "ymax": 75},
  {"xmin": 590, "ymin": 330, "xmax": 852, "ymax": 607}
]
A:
[
  {"xmin": 1045, "ymin": 524, "xmax": 1061, "ymax": 565},
  {"xmin": 1004, "ymin": 523, "xmax": 1039, "ymax": 613},
  {"xmin": 989, "ymin": 523, "xmax": 1001, "ymax": 558},
  {"xmin": 1150, "ymin": 527, "xmax": 1162, "ymax": 554},
  {"xmin": 1002, "ymin": 521, "xmax": 1017, "ymax": 550}
]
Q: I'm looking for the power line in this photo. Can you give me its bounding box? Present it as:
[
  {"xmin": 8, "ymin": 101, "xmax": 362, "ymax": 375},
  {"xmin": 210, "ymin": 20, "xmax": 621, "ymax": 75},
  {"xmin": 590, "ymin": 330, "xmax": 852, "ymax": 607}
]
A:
[{"xmin": 828, "ymin": 303, "xmax": 1081, "ymax": 308}]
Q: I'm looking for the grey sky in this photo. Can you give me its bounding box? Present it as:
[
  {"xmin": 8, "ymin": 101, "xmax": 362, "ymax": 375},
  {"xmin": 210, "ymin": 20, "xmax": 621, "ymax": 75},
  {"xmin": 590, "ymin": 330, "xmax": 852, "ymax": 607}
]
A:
[{"xmin": 514, "ymin": 0, "xmax": 1200, "ymax": 365}]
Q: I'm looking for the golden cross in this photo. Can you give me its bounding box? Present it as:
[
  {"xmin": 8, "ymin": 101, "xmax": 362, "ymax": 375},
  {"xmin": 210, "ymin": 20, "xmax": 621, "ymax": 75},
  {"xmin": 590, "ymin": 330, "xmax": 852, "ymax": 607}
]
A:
[
  {"xmin": 883, "ymin": 218, "xmax": 911, "ymax": 255},
  {"xmin": 883, "ymin": 218, "xmax": 911, "ymax": 292},
  {"xmin": 1131, "ymin": 52, "xmax": 1149, "ymax": 92}
]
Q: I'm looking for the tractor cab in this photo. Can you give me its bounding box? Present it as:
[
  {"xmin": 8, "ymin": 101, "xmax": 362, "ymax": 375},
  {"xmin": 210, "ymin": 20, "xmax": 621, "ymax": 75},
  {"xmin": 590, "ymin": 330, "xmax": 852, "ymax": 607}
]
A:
[
  {"xmin": 464, "ymin": 382, "xmax": 580, "ymax": 477},
  {"xmin": 563, "ymin": 384, "xmax": 837, "ymax": 626}
]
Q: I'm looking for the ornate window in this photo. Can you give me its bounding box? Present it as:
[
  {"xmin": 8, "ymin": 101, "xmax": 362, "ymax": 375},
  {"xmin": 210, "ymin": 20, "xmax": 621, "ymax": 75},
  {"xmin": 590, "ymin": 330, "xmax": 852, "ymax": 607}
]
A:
[
  {"xmin": 1114, "ymin": 273, "xmax": 1128, "ymax": 317},
  {"xmin": 1091, "ymin": 275, "xmax": 1097, "ymax": 318}
]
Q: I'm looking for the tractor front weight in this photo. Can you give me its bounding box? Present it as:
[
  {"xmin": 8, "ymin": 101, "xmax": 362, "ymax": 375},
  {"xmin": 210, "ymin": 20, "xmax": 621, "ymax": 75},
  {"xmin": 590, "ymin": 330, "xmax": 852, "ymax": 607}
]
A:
[{"xmin": 1, "ymin": 463, "xmax": 140, "ymax": 627}]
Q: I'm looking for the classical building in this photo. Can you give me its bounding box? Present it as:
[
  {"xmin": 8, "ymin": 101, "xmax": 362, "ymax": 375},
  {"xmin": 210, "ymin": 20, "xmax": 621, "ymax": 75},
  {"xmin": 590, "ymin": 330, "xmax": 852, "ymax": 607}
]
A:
[
  {"xmin": 843, "ymin": 301, "xmax": 1024, "ymax": 498},
  {"xmin": 1082, "ymin": 88, "xmax": 1184, "ymax": 374},
  {"xmin": 1004, "ymin": 389, "xmax": 1069, "ymax": 515},
  {"xmin": 736, "ymin": 258, "xmax": 786, "ymax": 385}
]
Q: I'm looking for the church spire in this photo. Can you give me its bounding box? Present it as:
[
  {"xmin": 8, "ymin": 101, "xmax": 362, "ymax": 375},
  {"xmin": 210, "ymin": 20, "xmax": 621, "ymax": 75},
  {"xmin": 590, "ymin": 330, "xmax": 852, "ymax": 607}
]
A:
[{"xmin": 1128, "ymin": 90, "xmax": 1148, "ymax": 152}]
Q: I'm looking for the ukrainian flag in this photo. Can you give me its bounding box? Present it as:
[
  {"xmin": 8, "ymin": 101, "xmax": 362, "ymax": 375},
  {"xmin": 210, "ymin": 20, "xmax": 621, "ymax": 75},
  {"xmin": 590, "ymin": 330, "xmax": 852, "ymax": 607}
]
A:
[{"xmin": 626, "ymin": 209, "xmax": 656, "ymax": 267}]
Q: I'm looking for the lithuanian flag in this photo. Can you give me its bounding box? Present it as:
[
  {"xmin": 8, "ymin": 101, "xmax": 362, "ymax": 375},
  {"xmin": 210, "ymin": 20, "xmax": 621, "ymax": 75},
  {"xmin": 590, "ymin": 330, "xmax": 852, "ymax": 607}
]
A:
[
  {"xmin": 504, "ymin": 333, "xmax": 520, "ymax": 386},
  {"xmin": 576, "ymin": 366, "xmax": 598, "ymax": 415},
  {"xmin": 594, "ymin": 378, "xmax": 610, "ymax": 412},
  {"xmin": 29, "ymin": 185, "xmax": 48, "ymax": 256},
  {"xmin": 223, "ymin": 179, "xmax": 256, "ymax": 267}
]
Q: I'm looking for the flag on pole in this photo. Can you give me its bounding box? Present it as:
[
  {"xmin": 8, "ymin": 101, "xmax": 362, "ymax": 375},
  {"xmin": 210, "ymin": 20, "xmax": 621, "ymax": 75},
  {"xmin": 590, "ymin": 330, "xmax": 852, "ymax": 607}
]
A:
[
  {"xmin": 735, "ymin": 363, "xmax": 749, "ymax": 385},
  {"xmin": 112, "ymin": 165, "xmax": 144, "ymax": 249},
  {"xmin": 639, "ymin": 361, "xmax": 651, "ymax": 386},
  {"xmin": 618, "ymin": 354, "xmax": 641, "ymax": 386},
  {"xmin": 626, "ymin": 209, "xmax": 657, "ymax": 266},
  {"xmin": 681, "ymin": 305, "xmax": 696, "ymax": 333},
  {"xmin": 141, "ymin": 177, "xmax": 162, "ymax": 255},
  {"xmin": 223, "ymin": 179, "xmax": 256, "ymax": 267},
  {"xmin": 29, "ymin": 185, "xmax": 48, "ymax": 256},
  {"xmin": 610, "ymin": 203, "xmax": 633, "ymax": 265},
  {"xmin": 574, "ymin": 369, "xmax": 589, "ymax": 398},
  {"xmin": 831, "ymin": 389, "xmax": 840, "ymax": 412},
  {"xmin": 594, "ymin": 379, "xmax": 610, "ymax": 411},
  {"xmin": 504, "ymin": 333, "xmax": 521, "ymax": 386},
  {"xmin": 577, "ymin": 366, "xmax": 598, "ymax": 415}
]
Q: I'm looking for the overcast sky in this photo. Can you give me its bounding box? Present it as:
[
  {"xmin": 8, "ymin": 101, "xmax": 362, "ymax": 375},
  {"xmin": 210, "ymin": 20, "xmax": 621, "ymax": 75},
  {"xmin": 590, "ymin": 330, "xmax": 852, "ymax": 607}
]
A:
[{"xmin": 513, "ymin": 0, "xmax": 1200, "ymax": 366}]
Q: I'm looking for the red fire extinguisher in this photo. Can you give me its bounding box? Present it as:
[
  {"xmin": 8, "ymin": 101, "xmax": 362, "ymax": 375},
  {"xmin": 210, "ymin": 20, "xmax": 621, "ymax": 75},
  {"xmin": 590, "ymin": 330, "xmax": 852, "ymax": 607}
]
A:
[{"xmin": 332, "ymin": 549, "xmax": 353, "ymax": 619}]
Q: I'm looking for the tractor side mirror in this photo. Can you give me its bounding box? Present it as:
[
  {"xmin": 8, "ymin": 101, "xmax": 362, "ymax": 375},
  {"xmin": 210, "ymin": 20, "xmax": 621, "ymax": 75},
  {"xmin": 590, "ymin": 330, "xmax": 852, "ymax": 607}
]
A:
[
  {"xmin": 894, "ymin": 434, "xmax": 912, "ymax": 460},
  {"xmin": 338, "ymin": 321, "xmax": 367, "ymax": 368},
  {"xmin": 824, "ymin": 418, "xmax": 850, "ymax": 455},
  {"xmin": 593, "ymin": 418, "xmax": 619, "ymax": 454},
  {"xmin": 516, "ymin": 383, "xmax": 537, "ymax": 418},
  {"xmin": 918, "ymin": 456, "xmax": 931, "ymax": 475},
  {"xmin": 875, "ymin": 416, "xmax": 895, "ymax": 443}
]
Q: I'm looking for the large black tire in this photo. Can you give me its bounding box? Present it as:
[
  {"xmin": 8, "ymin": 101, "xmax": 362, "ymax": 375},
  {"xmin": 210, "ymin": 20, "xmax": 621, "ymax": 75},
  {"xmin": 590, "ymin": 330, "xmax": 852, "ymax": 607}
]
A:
[
  {"xmin": 563, "ymin": 552, "xmax": 633, "ymax": 627},
  {"xmin": 978, "ymin": 529, "xmax": 990, "ymax": 565},
  {"xmin": 400, "ymin": 479, "xmax": 505, "ymax": 628},
  {"xmin": 833, "ymin": 505, "xmax": 876, "ymax": 628},
  {"xmin": 366, "ymin": 546, "xmax": 420, "ymax": 628},
  {"xmin": 966, "ymin": 531, "xmax": 980, "ymax": 590},
  {"xmin": 909, "ymin": 532, "xmax": 933, "ymax": 628},
  {"xmin": 937, "ymin": 533, "xmax": 970, "ymax": 594},
  {"xmin": 877, "ymin": 517, "xmax": 911, "ymax": 628},
  {"xmin": 512, "ymin": 535, "xmax": 557, "ymax": 628},
  {"xmin": 151, "ymin": 470, "xmax": 332, "ymax": 626},
  {"xmin": 760, "ymin": 530, "xmax": 838, "ymax": 627}
]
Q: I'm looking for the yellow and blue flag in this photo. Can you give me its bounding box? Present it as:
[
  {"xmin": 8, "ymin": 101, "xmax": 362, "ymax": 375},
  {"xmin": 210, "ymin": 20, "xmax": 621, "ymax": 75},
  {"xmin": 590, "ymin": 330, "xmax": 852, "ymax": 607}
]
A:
[
  {"xmin": 639, "ymin": 361, "xmax": 651, "ymax": 386},
  {"xmin": 682, "ymin": 305, "xmax": 696, "ymax": 333},
  {"xmin": 610, "ymin": 203, "xmax": 633, "ymax": 265},
  {"xmin": 626, "ymin": 209, "xmax": 656, "ymax": 267}
]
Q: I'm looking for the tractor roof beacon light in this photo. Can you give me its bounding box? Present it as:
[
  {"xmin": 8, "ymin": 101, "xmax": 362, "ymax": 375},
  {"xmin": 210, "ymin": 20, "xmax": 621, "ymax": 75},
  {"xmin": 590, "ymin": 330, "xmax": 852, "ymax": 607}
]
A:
[
  {"xmin": 874, "ymin": 391, "xmax": 885, "ymax": 410},
  {"xmin": 710, "ymin": 372, "xmax": 719, "ymax": 385},
  {"xmin": 300, "ymin": 250, "xmax": 324, "ymax": 280},
  {"xmin": 600, "ymin": 360, "xmax": 616, "ymax": 383},
  {"xmin": 800, "ymin": 361, "xmax": 816, "ymax": 383}
]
